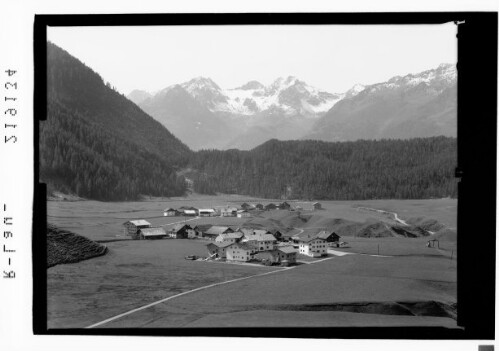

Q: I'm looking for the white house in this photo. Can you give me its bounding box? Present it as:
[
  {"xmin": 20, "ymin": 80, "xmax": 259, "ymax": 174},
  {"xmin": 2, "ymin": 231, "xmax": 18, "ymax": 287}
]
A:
[
  {"xmin": 226, "ymin": 242, "xmax": 256, "ymax": 262},
  {"xmin": 298, "ymin": 236, "xmax": 328, "ymax": 257},
  {"xmin": 220, "ymin": 207, "xmax": 238, "ymax": 217}
]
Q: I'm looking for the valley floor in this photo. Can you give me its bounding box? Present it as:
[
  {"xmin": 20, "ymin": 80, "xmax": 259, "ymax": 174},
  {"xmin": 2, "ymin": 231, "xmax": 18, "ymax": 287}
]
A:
[{"xmin": 45, "ymin": 197, "xmax": 458, "ymax": 329}]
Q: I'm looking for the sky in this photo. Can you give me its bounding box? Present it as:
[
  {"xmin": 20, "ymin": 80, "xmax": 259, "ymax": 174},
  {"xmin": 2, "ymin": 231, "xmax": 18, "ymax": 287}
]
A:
[{"xmin": 48, "ymin": 23, "xmax": 457, "ymax": 95}]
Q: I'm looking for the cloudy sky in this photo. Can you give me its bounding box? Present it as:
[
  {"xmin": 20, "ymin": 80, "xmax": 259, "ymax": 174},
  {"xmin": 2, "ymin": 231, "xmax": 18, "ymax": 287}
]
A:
[{"xmin": 48, "ymin": 23, "xmax": 457, "ymax": 95}]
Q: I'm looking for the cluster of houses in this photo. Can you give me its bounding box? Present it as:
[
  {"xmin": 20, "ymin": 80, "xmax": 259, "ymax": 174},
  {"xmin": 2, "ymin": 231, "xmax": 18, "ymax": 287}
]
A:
[
  {"xmin": 122, "ymin": 219, "xmax": 341, "ymax": 264},
  {"xmin": 163, "ymin": 201, "xmax": 323, "ymax": 218}
]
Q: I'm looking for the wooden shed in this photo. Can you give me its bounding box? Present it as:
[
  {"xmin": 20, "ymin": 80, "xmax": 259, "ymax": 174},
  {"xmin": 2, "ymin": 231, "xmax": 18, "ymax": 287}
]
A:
[{"xmin": 138, "ymin": 227, "xmax": 167, "ymax": 240}]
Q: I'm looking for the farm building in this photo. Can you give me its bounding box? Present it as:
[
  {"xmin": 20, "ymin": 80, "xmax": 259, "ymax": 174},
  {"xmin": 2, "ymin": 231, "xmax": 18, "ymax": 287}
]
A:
[
  {"xmin": 313, "ymin": 202, "xmax": 322, "ymax": 210},
  {"xmin": 253, "ymin": 229, "xmax": 271, "ymax": 236},
  {"xmin": 169, "ymin": 224, "xmax": 195, "ymax": 239},
  {"xmin": 203, "ymin": 226, "xmax": 234, "ymax": 240},
  {"xmin": 178, "ymin": 206, "xmax": 198, "ymax": 216},
  {"xmin": 220, "ymin": 207, "xmax": 238, "ymax": 217},
  {"xmin": 254, "ymin": 203, "xmax": 264, "ymax": 210},
  {"xmin": 163, "ymin": 208, "xmax": 178, "ymax": 217},
  {"xmin": 317, "ymin": 230, "xmax": 341, "ymax": 244},
  {"xmin": 206, "ymin": 241, "xmax": 233, "ymax": 259},
  {"xmin": 193, "ymin": 224, "xmax": 213, "ymax": 237},
  {"xmin": 297, "ymin": 235, "xmax": 328, "ymax": 257},
  {"xmin": 243, "ymin": 233, "xmax": 277, "ymax": 251},
  {"xmin": 237, "ymin": 210, "xmax": 251, "ymax": 218},
  {"xmin": 137, "ymin": 227, "xmax": 167, "ymax": 240},
  {"xmin": 226, "ymin": 242, "xmax": 256, "ymax": 262},
  {"xmin": 264, "ymin": 203, "xmax": 277, "ymax": 211},
  {"xmin": 277, "ymin": 246, "xmax": 297, "ymax": 263},
  {"xmin": 215, "ymin": 232, "xmax": 244, "ymax": 244},
  {"xmin": 198, "ymin": 208, "xmax": 217, "ymax": 217},
  {"xmin": 255, "ymin": 250, "xmax": 280, "ymax": 264},
  {"xmin": 123, "ymin": 220, "xmax": 152, "ymax": 239}
]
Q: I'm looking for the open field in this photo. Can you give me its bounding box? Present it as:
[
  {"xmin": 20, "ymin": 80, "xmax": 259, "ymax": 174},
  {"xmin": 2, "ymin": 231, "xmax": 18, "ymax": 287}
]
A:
[
  {"xmin": 47, "ymin": 239, "xmax": 279, "ymax": 328},
  {"xmin": 47, "ymin": 195, "xmax": 457, "ymax": 328},
  {"xmin": 101, "ymin": 253, "xmax": 457, "ymax": 328}
]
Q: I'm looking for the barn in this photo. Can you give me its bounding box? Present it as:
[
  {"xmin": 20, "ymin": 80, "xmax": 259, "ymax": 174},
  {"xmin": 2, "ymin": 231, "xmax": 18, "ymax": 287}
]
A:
[
  {"xmin": 237, "ymin": 210, "xmax": 251, "ymax": 218},
  {"xmin": 198, "ymin": 208, "xmax": 217, "ymax": 217},
  {"xmin": 123, "ymin": 220, "xmax": 152, "ymax": 240},
  {"xmin": 169, "ymin": 224, "xmax": 195, "ymax": 239},
  {"xmin": 138, "ymin": 227, "xmax": 167, "ymax": 240},
  {"xmin": 203, "ymin": 226, "xmax": 234, "ymax": 240},
  {"xmin": 313, "ymin": 202, "xmax": 322, "ymax": 210}
]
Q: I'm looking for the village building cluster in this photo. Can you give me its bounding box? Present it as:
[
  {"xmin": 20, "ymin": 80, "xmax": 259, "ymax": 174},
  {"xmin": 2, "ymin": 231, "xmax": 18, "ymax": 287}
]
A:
[{"xmin": 123, "ymin": 201, "xmax": 339, "ymax": 266}]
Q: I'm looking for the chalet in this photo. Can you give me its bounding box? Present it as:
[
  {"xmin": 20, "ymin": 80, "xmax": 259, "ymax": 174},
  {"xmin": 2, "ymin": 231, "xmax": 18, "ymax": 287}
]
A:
[
  {"xmin": 279, "ymin": 202, "xmax": 291, "ymax": 210},
  {"xmin": 313, "ymin": 202, "xmax": 322, "ymax": 210},
  {"xmin": 226, "ymin": 242, "xmax": 256, "ymax": 262},
  {"xmin": 215, "ymin": 232, "xmax": 244, "ymax": 243},
  {"xmin": 298, "ymin": 235, "xmax": 328, "ymax": 257},
  {"xmin": 123, "ymin": 220, "xmax": 152, "ymax": 240},
  {"xmin": 203, "ymin": 226, "xmax": 234, "ymax": 240},
  {"xmin": 277, "ymin": 246, "xmax": 297, "ymax": 264},
  {"xmin": 206, "ymin": 241, "xmax": 233, "ymax": 259},
  {"xmin": 254, "ymin": 204, "xmax": 264, "ymax": 210},
  {"xmin": 243, "ymin": 233, "xmax": 277, "ymax": 251},
  {"xmin": 163, "ymin": 208, "xmax": 178, "ymax": 217},
  {"xmin": 317, "ymin": 230, "xmax": 341, "ymax": 245},
  {"xmin": 264, "ymin": 203, "xmax": 277, "ymax": 211},
  {"xmin": 237, "ymin": 210, "xmax": 251, "ymax": 218},
  {"xmin": 138, "ymin": 227, "xmax": 167, "ymax": 240},
  {"xmin": 220, "ymin": 207, "xmax": 238, "ymax": 217},
  {"xmin": 198, "ymin": 208, "xmax": 217, "ymax": 217},
  {"xmin": 169, "ymin": 224, "xmax": 195, "ymax": 239}
]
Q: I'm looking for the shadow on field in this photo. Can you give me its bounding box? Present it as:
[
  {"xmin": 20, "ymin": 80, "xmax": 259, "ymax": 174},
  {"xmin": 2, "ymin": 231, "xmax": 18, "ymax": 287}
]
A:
[{"xmin": 248, "ymin": 300, "xmax": 457, "ymax": 320}]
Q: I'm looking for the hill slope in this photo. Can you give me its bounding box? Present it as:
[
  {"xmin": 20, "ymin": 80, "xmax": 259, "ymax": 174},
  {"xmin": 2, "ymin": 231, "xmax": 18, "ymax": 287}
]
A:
[{"xmin": 41, "ymin": 43, "xmax": 192, "ymax": 200}]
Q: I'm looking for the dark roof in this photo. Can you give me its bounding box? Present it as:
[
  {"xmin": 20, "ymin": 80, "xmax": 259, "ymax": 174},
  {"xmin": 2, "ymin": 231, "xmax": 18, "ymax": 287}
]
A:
[
  {"xmin": 205, "ymin": 226, "xmax": 233, "ymax": 235},
  {"xmin": 164, "ymin": 208, "xmax": 176, "ymax": 212},
  {"xmin": 194, "ymin": 224, "xmax": 213, "ymax": 232},
  {"xmin": 317, "ymin": 230, "xmax": 340, "ymax": 240},
  {"xmin": 218, "ymin": 232, "xmax": 244, "ymax": 240},
  {"xmin": 171, "ymin": 223, "xmax": 193, "ymax": 232}
]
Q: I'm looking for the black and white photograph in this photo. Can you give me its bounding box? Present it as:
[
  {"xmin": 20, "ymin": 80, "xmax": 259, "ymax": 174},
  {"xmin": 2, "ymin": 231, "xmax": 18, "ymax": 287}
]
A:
[
  {"xmin": 42, "ymin": 22, "xmax": 462, "ymax": 330},
  {"xmin": 0, "ymin": 3, "xmax": 497, "ymax": 349}
]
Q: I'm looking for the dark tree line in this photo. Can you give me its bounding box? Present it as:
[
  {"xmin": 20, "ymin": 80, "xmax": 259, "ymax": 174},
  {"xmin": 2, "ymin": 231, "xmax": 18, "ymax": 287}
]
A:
[{"xmin": 189, "ymin": 137, "xmax": 457, "ymax": 200}]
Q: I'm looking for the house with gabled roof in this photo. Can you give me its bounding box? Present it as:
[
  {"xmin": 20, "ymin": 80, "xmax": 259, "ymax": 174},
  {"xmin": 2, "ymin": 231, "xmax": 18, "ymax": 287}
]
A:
[
  {"xmin": 240, "ymin": 202, "xmax": 252, "ymax": 210},
  {"xmin": 242, "ymin": 233, "xmax": 277, "ymax": 251},
  {"xmin": 237, "ymin": 210, "xmax": 251, "ymax": 218},
  {"xmin": 297, "ymin": 234, "xmax": 328, "ymax": 257},
  {"xmin": 169, "ymin": 224, "xmax": 195, "ymax": 239},
  {"xmin": 226, "ymin": 242, "xmax": 257, "ymax": 262},
  {"xmin": 203, "ymin": 226, "xmax": 234, "ymax": 240},
  {"xmin": 264, "ymin": 203, "xmax": 277, "ymax": 211},
  {"xmin": 220, "ymin": 207, "xmax": 238, "ymax": 217},
  {"xmin": 206, "ymin": 241, "xmax": 233, "ymax": 259},
  {"xmin": 138, "ymin": 227, "xmax": 167, "ymax": 240}
]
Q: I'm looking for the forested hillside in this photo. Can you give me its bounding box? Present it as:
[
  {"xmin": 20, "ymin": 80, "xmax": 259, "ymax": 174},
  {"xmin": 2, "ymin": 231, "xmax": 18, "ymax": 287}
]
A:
[
  {"xmin": 189, "ymin": 137, "xmax": 457, "ymax": 200},
  {"xmin": 41, "ymin": 43, "xmax": 192, "ymax": 200}
]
